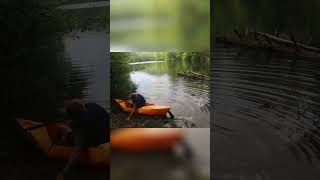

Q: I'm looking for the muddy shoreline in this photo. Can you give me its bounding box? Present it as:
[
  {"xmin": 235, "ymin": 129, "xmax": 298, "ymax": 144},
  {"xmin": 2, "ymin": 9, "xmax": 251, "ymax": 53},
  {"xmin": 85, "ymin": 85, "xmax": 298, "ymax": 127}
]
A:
[{"xmin": 111, "ymin": 112, "xmax": 178, "ymax": 128}]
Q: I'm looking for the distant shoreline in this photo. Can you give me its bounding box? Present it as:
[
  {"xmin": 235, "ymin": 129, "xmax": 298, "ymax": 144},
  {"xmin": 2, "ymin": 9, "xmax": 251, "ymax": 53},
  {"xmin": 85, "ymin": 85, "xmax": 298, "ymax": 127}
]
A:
[{"xmin": 57, "ymin": 1, "xmax": 109, "ymax": 10}]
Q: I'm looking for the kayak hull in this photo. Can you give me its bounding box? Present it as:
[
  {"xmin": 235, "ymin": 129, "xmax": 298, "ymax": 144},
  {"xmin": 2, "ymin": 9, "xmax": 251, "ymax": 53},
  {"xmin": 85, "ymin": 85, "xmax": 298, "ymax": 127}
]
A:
[
  {"xmin": 16, "ymin": 119, "xmax": 110, "ymax": 167},
  {"xmin": 114, "ymin": 99, "xmax": 170, "ymax": 116},
  {"xmin": 111, "ymin": 128, "xmax": 184, "ymax": 151}
]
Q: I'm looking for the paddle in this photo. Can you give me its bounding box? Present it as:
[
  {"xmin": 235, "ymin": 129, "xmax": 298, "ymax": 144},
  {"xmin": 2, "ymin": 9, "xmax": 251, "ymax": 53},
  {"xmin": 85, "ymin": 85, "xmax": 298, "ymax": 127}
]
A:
[
  {"xmin": 116, "ymin": 99, "xmax": 126, "ymax": 103},
  {"xmin": 25, "ymin": 123, "xmax": 47, "ymax": 131},
  {"xmin": 168, "ymin": 111, "xmax": 175, "ymax": 119}
]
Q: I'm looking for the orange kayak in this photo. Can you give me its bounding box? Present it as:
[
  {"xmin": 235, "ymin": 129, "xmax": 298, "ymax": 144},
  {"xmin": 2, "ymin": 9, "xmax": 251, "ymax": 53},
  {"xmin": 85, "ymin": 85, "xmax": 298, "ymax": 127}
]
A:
[
  {"xmin": 16, "ymin": 119, "xmax": 110, "ymax": 167},
  {"xmin": 114, "ymin": 98, "xmax": 171, "ymax": 116},
  {"xmin": 110, "ymin": 128, "xmax": 185, "ymax": 151}
]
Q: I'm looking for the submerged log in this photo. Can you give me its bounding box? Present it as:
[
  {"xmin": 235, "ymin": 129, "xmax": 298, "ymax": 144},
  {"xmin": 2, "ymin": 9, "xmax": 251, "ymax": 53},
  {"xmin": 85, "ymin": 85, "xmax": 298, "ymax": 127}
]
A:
[
  {"xmin": 253, "ymin": 32, "xmax": 320, "ymax": 53},
  {"xmin": 178, "ymin": 72, "xmax": 209, "ymax": 80},
  {"xmin": 216, "ymin": 31, "xmax": 320, "ymax": 57},
  {"xmin": 191, "ymin": 72, "xmax": 209, "ymax": 79}
]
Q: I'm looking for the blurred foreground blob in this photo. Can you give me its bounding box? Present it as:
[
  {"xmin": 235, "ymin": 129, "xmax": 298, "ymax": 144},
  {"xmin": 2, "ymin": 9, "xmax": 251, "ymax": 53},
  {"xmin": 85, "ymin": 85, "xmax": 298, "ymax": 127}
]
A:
[
  {"xmin": 110, "ymin": 129, "xmax": 210, "ymax": 180},
  {"xmin": 111, "ymin": 0, "xmax": 210, "ymax": 51},
  {"xmin": 110, "ymin": 128, "xmax": 185, "ymax": 152}
]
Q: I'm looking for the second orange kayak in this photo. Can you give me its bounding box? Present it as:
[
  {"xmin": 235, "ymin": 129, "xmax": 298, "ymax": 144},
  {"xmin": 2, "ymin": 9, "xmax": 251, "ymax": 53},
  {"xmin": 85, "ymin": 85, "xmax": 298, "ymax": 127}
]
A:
[{"xmin": 114, "ymin": 98, "xmax": 171, "ymax": 116}]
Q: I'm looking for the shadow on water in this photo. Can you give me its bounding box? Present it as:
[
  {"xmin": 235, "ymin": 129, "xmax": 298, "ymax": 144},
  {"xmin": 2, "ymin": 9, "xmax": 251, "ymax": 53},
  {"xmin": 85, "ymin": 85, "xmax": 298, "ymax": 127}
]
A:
[
  {"xmin": 111, "ymin": 53, "xmax": 210, "ymax": 128},
  {"xmin": 212, "ymin": 43, "xmax": 320, "ymax": 179}
]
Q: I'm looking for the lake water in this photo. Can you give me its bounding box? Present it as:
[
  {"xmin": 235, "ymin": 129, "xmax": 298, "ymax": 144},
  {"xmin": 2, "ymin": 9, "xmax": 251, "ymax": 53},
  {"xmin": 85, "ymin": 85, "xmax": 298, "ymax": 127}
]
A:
[
  {"xmin": 212, "ymin": 43, "xmax": 320, "ymax": 179},
  {"xmin": 64, "ymin": 31, "xmax": 109, "ymax": 110}
]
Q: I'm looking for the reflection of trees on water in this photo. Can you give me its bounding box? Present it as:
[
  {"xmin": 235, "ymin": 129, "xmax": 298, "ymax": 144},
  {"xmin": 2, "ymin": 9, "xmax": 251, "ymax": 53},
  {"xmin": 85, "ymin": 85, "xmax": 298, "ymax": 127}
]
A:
[
  {"xmin": 63, "ymin": 59, "xmax": 90, "ymax": 102},
  {"xmin": 1, "ymin": 1, "xmax": 90, "ymax": 122},
  {"xmin": 62, "ymin": 7, "xmax": 109, "ymax": 32}
]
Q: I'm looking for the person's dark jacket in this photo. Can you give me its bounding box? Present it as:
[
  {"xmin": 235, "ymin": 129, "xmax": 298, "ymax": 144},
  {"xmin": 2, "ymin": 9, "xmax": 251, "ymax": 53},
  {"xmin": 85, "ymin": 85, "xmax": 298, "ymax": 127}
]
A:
[
  {"xmin": 71, "ymin": 103, "xmax": 109, "ymax": 147},
  {"xmin": 132, "ymin": 94, "xmax": 146, "ymax": 108}
]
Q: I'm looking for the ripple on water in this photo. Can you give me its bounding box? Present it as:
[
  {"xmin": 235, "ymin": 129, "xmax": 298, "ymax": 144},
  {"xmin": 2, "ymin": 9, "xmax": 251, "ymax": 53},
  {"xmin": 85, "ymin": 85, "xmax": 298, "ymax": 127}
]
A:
[{"xmin": 212, "ymin": 44, "xmax": 320, "ymax": 177}]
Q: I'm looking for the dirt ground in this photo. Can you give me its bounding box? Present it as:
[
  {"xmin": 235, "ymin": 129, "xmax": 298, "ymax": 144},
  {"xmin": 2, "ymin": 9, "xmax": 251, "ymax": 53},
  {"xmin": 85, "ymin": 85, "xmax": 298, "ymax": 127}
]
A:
[{"xmin": 111, "ymin": 111, "xmax": 178, "ymax": 128}]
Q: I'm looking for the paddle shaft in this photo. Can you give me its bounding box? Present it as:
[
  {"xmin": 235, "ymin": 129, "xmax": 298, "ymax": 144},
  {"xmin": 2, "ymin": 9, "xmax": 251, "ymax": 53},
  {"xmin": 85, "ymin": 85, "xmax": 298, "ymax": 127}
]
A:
[{"xmin": 168, "ymin": 111, "xmax": 175, "ymax": 119}]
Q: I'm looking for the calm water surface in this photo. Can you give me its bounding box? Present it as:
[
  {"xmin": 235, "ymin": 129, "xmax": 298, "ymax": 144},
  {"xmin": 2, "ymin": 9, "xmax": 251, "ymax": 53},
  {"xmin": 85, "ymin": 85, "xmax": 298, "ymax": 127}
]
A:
[
  {"xmin": 212, "ymin": 43, "xmax": 320, "ymax": 179},
  {"xmin": 64, "ymin": 31, "xmax": 109, "ymax": 110}
]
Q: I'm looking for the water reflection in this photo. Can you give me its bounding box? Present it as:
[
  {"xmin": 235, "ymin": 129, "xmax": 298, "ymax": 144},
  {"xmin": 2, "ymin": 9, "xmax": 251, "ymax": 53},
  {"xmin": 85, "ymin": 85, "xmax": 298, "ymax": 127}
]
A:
[{"xmin": 212, "ymin": 43, "xmax": 320, "ymax": 179}]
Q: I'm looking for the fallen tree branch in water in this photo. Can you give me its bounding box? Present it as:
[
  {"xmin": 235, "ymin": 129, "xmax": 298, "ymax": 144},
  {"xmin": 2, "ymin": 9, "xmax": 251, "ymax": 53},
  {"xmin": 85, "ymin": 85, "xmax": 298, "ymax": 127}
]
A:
[
  {"xmin": 216, "ymin": 30, "xmax": 320, "ymax": 58},
  {"xmin": 255, "ymin": 31, "xmax": 320, "ymax": 53},
  {"xmin": 191, "ymin": 72, "xmax": 209, "ymax": 79},
  {"xmin": 177, "ymin": 71, "xmax": 209, "ymax": 80}
]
